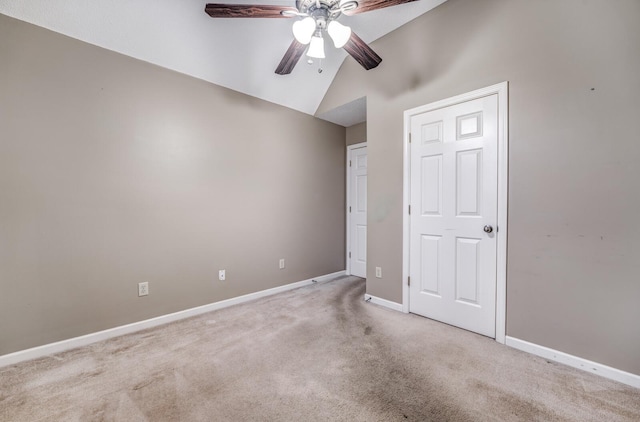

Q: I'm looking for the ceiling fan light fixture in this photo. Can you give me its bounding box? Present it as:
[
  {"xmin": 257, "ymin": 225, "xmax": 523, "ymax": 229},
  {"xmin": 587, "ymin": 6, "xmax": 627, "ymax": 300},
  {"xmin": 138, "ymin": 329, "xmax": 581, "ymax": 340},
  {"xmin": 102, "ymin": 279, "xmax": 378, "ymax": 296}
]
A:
[
  {"xmin": 307, "ymin": 34, "xmax": 325, "ymax": 59},
  {"xmin": 292, "ymin": 17, "xmax": 316, "ymax": 45},
  {"xmin": 327, "ymin": 20, "xmax": 352, "ymax": 48}
]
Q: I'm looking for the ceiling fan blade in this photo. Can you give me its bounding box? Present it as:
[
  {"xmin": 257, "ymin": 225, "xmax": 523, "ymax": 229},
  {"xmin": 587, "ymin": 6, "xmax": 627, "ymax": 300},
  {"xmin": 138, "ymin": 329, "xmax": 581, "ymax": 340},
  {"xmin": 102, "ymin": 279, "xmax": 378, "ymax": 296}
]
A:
[
  {"xmin": 343, "ymin": 32, "xmax": 382, "ymax": 70},
  {"xmin": 275, "ymin": 39, "xmax": 307, "ymax": 75},
  {"xmin": 342, "ymin": 0, "xmax": 419, "ymax": 16},
  {"xmin": 205, "ymin": 3, "xmax": 297, "ymax": 18}
]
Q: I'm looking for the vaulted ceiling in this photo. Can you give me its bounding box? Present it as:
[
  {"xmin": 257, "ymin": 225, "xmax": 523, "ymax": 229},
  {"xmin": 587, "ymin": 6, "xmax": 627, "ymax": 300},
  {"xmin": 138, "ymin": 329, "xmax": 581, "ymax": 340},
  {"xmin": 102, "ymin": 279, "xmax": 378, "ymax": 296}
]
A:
[{"xmin": 0, "ymin": 0, "xmax": 446, "ymax": 125}]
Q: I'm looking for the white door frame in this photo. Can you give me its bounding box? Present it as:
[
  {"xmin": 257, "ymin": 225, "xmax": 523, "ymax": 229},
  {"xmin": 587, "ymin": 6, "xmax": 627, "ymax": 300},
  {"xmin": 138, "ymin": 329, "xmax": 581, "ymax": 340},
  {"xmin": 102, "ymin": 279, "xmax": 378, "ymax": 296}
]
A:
[
  {"xmin": 402, "ymin": 82, "xmax": 509, "ymax": 344},
  {"xmin": 346, "ymin": 142, "xmax": 367, "ymax": 276}
]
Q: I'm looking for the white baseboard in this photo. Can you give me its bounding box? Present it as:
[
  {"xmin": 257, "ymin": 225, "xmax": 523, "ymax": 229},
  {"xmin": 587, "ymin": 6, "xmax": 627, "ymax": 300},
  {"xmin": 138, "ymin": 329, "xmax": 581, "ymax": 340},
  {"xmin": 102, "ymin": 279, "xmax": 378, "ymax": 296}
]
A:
[
  {"xmin": 0, "ymin": 270, "xmax": 346, "ymax": 368},
  {"xmin": 364, "ymin": 294, "xmax": 403, "ymax": 312},
  {"xmin": 506, "ymin": 336, "xmax": 640, "ymax": 389}
]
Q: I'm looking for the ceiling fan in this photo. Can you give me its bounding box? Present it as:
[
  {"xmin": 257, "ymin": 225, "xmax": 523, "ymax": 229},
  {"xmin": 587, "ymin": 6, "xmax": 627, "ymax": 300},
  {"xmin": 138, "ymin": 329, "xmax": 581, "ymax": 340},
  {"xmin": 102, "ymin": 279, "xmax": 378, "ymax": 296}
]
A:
[{"xmin": 205, "ymin": 0, "xmax": 419, "ymax": 75}]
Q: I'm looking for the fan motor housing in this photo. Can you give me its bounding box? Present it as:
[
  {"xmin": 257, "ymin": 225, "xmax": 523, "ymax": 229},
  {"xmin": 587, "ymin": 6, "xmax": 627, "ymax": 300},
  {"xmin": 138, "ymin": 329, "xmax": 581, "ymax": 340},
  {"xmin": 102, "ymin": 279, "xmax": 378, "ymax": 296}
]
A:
[{"xmin": 296, "ymin": 0, "xmax": 340, "ymax": 12}]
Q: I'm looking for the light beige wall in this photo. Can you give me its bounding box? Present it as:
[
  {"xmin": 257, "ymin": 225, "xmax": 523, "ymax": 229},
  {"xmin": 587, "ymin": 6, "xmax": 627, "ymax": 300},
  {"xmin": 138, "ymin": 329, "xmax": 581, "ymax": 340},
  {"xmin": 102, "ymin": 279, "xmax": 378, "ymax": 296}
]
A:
[
  {"xmin": 0, "ymin": 15, "xmax": 346, "ymax": 356},
  {"xmin": 346, "ymin": 122, "xmax": 366, "ymax": 146},
  {"xmin": 318, "ymin": 0, "xmax": 640, "ymax": 374}
]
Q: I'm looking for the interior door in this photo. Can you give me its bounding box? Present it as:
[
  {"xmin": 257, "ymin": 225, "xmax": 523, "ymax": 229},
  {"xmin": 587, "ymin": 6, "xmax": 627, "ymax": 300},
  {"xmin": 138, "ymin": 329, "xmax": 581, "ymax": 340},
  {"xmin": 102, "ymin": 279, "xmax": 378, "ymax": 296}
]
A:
[
  {"xmin": 409, "ymin": 95, "xmax": 498, "ymax": 337},
  {"xmin": 349, "ymin": 146, "xmax": 367, "ymax": 278}
]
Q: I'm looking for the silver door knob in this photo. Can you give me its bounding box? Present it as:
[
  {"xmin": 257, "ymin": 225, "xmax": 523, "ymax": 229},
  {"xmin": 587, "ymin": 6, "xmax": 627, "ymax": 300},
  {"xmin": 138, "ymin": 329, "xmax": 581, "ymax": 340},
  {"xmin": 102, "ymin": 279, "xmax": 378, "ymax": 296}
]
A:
[{"xmin": 483, "ymin": 225, "xmax": 494, "ymax": 233}]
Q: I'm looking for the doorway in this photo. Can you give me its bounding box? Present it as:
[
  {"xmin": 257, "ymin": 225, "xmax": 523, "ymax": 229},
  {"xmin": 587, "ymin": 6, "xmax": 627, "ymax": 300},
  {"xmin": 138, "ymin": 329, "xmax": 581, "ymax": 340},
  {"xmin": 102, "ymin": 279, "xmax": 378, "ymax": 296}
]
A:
[
  {"xmin": 402, "ymin": 83, "xmax": 508, "ymax": 343},
  {"xmin": 347, "ymin": 143, "xmax": 367, "ymax": 278}
]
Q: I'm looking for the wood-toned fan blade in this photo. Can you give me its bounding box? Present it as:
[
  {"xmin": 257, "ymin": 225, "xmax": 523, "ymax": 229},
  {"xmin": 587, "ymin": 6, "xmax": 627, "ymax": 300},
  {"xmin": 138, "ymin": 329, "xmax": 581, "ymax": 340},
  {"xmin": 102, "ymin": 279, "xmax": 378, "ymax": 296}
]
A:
[
  {"xmin": 342, "ymin": 0, "xmax": 419, "ymax": 16},
  {"xmin": 275, "ymin": 39, "xmax": 307, "ymax": 75},
  {"xmin": 205, "ymin": 3, "xmax": 297, "ymax": 18},
  {"xmin": 343, "ymin": 32, "xmax": 382, "ymax": 70}
]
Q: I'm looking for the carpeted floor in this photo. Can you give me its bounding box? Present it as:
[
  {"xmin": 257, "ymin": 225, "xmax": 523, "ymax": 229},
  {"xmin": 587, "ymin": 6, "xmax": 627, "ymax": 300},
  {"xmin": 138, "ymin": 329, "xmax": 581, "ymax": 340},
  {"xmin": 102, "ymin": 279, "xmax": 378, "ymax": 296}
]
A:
[{"xmin": 1, "ymin": 276, "xmax": 638, "ymax": 421}]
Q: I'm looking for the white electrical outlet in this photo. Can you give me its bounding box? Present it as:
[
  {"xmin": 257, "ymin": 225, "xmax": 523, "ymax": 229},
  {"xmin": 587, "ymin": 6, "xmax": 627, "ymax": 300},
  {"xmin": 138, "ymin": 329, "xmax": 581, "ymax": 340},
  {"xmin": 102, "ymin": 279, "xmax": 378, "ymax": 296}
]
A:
[
  {"xmin": 375, "ymin": 267, "xmax": 382, "ymax": 278},
  {"xmin": 218, "ymin": 270, "xmax": 226, "ymax": 281},
  {"xmin": 138, "ymin": 282, "xmax": 149, "ymax": 297},
  {"xmin": 279, "ymin": 259, "xmax": 285, "ymax": 269}
]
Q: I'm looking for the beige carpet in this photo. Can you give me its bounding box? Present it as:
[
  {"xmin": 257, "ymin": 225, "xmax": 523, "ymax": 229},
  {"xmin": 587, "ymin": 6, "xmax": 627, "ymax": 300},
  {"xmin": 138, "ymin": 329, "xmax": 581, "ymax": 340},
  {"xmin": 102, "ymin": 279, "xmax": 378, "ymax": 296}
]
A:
[{"xmin": 1, "ymin": 276, "xmax": 638, "ymax": 421}]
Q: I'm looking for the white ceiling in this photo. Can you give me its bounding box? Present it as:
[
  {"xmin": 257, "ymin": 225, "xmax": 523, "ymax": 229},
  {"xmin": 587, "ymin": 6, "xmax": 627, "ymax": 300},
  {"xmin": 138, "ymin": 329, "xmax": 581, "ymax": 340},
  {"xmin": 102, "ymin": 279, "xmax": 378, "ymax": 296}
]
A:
[{"xmin": 0, "ymin": 0, "xmax": 446, "ymax": 125}]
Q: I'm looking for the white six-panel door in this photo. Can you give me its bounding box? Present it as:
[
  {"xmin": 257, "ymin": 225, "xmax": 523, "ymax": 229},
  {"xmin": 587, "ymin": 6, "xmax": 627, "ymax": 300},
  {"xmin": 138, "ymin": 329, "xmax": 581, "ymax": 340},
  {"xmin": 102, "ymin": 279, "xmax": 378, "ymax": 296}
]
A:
[
  {"xmin": 349, "ymin": 145, "xmax": 367, "ymax": 278},
  {"xmin": 409, "ymin": 95, "xmax": 498, "ymax": 338}
]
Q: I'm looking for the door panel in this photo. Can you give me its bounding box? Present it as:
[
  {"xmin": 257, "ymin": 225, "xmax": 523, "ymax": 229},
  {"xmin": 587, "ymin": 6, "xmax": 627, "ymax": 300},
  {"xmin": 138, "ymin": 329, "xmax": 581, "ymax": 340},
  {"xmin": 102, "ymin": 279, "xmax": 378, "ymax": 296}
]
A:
[
  {"xmin": 456, "ymin": 149, "xmax": 482, "ymax": 216},
  {"xmin": 421, "ymin": 155, "xmax": 442, "ymax": 215},
  {"xmin": 356, "ymin": 174, "xmax": 367, "ymax": 212},
  {"xmin": 409, "ymin": 95, "xmax": 498, "ymax": 338},
  {"xmin": 420, "ymin": 235, "xmax": 441, "ymax": 296},
  {"xmin": 455, "ymin": 237, "xmax": 480, "ymax": 304},
  {"xmin": 356, "ymin": 225, "xmax": 367, "ymax": 262}
]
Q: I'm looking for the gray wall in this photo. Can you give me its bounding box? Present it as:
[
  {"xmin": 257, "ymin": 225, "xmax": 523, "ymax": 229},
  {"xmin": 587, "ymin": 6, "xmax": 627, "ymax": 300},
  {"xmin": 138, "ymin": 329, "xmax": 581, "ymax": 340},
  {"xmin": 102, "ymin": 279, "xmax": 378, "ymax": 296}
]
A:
[
  {"xmin": 0, "ymin": 15, "xmax": 346, "ymax": 356},
  {"xmin": 318, "ymin": 0, "xmax": 640, "ymax": 374},
  {"xmin": 346, "ymin": 122, "xmax": 367, "ymax": 146}
]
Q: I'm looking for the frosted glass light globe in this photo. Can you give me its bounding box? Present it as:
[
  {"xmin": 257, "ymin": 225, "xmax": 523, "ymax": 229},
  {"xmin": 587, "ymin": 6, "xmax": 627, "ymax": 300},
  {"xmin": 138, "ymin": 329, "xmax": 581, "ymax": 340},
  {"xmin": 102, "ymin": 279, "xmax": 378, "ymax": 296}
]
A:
[
  {"xmin": 292, "ymin": 17, "xmax": 316, "ymax": 45},
  {"xmin": 307, "ymin": 35, "xmax": 325, "ymax": 59},
  {"xmin": 327, "ymin": 21, "xmax": 352, "ymax": 48}
]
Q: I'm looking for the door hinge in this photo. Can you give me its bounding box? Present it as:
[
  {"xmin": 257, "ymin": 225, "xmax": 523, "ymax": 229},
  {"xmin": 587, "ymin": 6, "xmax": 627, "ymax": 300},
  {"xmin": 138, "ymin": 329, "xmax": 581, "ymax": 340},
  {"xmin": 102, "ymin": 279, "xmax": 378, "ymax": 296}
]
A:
[
  {"xmin": 409, "ymin": 132, "xmax": 412, "ymax": 143},
  {"xmin": 408, "ymin": 276, "xmax": 411, "ymax": 286},
  {"xmin": 408, "ymin": 205, "xmax": 411, "ymax": 215},
  {"xmin": 349, "ymin": 252, "xmax": 351, "ymax": 258},
  {"xmin": 349, "ymin": 206, "xmax": 352, "ymax": 213},
  {"xmin": 349, "ymin": 160, "xmax": 352, "ymax": 167}
]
